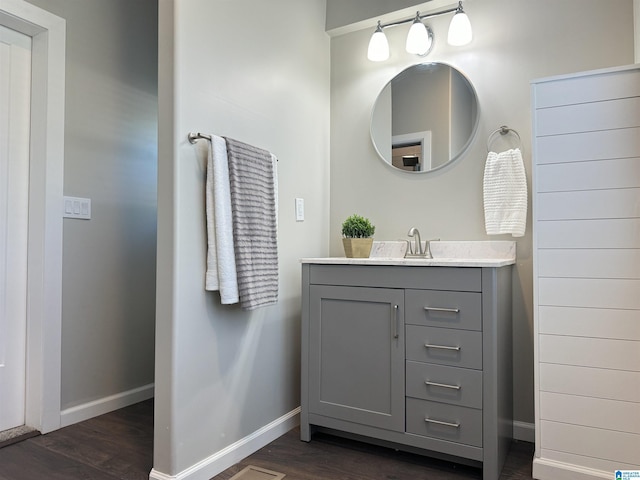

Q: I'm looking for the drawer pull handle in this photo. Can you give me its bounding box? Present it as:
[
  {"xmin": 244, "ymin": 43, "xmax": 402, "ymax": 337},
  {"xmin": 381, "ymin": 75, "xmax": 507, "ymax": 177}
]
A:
[
  {"xmin": 425, "ymin": 380, "xmax": 461, "ymax": 390},
  {"xmin": 424, "ymin": 306, "xmax": 460, "ymax": 314},
  {"xmin": 424, "ymin": 344, "xmax": 461, "ymax": 352},
  {"xmin": 391, "ymin": 304, "xmax": 399, "ymax": 339},
  {"xmin": 424, "ymin": 417, "xmax": 460, "ymax": 428}
]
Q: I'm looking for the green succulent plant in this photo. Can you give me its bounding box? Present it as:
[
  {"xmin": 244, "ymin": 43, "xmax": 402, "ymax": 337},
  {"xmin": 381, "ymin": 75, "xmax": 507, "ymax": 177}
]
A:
[{"xmin": 341, "ymin": 214, "xmax": 375, "ymax": 238}]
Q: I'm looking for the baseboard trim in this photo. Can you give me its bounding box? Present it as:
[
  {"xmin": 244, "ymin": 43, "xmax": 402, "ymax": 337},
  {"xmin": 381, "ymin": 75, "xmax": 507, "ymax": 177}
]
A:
[
  {"xmin": 149, "ymin": 407, "xmax": 301, "ymax": 480},
  {"xmin": 533, "ymin": 457, "xmax": 612, "ymax": 480},
  {"xmin": 60, "ymin": 383, "xmax": 154, "ymax": 428},
  {"xmin": 513, "ymin": 420, "xmax": 535, "ymax": 443}
]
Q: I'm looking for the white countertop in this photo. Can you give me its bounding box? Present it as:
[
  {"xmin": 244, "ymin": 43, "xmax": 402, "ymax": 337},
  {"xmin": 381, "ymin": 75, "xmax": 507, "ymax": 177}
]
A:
[
  {"xmin": 300, "ymin": 257, "xmax": 515, "ymax": 267},
  {"xmin": 301, "ymin": 240, "xmax": 516, "ymax": 268}
]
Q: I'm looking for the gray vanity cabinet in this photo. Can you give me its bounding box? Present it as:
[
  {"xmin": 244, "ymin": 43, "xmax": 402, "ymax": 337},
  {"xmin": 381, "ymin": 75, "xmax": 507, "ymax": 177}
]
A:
[{"xmin": 301, "ymin": 262, "xmax": 513, "ymax": 480}]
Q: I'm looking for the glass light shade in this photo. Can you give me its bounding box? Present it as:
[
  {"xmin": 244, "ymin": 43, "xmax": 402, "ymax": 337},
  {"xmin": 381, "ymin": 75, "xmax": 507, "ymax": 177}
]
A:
[
  {"xmin": 406, "ymin": 20, "xmax": 432, "ymax": 55},
  {"xmin": 367, "ymin": 28, "xmax": 389, "ymax": 62},
  {"xmin": 447, "ymin": 11, "xmax": 472, "ymax": 46}
]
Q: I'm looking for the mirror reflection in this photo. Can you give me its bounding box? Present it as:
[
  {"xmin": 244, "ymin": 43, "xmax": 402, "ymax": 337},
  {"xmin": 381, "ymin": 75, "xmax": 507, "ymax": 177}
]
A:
[{"xmin": 371, "ymin": 62, "xmax": 478, "ymax": 173}]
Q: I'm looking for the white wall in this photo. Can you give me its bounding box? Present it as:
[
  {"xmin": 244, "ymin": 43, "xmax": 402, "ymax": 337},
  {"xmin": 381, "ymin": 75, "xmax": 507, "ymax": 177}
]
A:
[
  {"xmin": 328, "ymin": 0, "xmax": 635, "ymax": 429},
  {"xmin": 154, "ymin": 0, "xmax": 330, "ymax": 477},
  {"xmin": 25, "ymin": 0, "xmax": 158, "ymax": 415}
]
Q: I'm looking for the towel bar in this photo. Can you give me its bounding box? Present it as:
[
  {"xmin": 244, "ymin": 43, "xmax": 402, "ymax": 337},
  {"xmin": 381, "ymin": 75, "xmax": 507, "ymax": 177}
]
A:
[
  {"xmin": 188, "ymin": 132, "xmax": 212, "ymax": 144},
  {"xmin": 188, "ymin": 132, "xmax": 278, "ymax": 161},
  {"xmin": 487, "ymin": 125, "xmax": 521, "ymax": 152}
]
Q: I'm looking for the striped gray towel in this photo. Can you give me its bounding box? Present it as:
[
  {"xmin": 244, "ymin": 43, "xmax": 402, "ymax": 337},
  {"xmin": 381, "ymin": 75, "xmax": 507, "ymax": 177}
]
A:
[{"xmin": 224, "ymin": 137, "xmax": 278, "ymax": 310}]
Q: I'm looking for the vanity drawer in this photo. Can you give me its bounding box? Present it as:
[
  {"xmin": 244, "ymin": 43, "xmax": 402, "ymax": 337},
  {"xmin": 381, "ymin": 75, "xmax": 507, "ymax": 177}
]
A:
[
  {"xmin": 406, "ymin": 361, "xmax": 482, "ymax": 409},
  {"xmin": 308, "ymin": 264, "xmax": 481, "ymax": 291},
  {"xmin": 406, "ymin": 325, "xmax": 482, "ymax": 369},
  {"xmin": 405, "ymin": 290, "xmax": 482, "ymax": 331},
  {"xmin": 406, "ymin": 397, "xmax": 482, "ymax": 447}
]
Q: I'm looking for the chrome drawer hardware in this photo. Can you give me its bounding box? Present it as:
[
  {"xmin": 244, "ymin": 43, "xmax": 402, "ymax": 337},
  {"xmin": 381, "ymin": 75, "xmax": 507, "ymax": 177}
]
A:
[
  {"xmin": 425, "ymin": 380, "xmax": 461, "ymax": 390},
  {"xmin": 391, "ymin": 304, "xmax": 399, "ymax": 339},
  {"xmin": 424, "ymin": 417, "xmax": 460, "ymax": 428},
  {"xmin": 423, "ymin": 306, "xmax": 460, "ymax": 313},
  {"xmin": 424, "ymin": 344, "xmax": 461, "ymax": 351}
]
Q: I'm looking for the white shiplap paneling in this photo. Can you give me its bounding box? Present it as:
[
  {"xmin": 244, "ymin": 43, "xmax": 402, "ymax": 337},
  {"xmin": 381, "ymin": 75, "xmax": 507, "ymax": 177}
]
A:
[
  {"xmin": 535, "ymin": 97, "xmax": 640, "ymax": 136},
  {"xmin": 538, "ymin": 277, "xmax": 640, "ymax": 310},
  {"xmin": 534, "ymin": 68, "xmax": 640, "ymax": 108},
  {"xmin": 535, "ymin": 127, "xmax": 640, "ymax": 165},
  {"xmin": 537, "ymin": 157, "xmax": 640, "ymax": 192},
  {"xmin": 540, "ymin": 421, "xmax": 640, "ymax": 466},
  {"xmin": 538, "ymin": 306, "xmax": 640, "ymax": 340},
  {"xmin": 537, "ymin": 249, "xmax": 640, "ymax": 279},
  {"xmin": 533, "ymin": 65, "xmax": 640, "ymax": 480},
  {"xmin": 539, "ymin": 391, "xmax": 640, "ymax": 434},
  {"xmin": 539, "ymin": 335, "xmax": 640, "ymax": 371},
  {"xmin": 539, "ymin": 363, "xmax": 640, "ymax": 402},
  {"xmin": 537, "ymin": 188, "xmax": 640, "ymax": 221},
  {"xmin": 536, "ymin": 218, "xmax": 640, "ymax": 249}
]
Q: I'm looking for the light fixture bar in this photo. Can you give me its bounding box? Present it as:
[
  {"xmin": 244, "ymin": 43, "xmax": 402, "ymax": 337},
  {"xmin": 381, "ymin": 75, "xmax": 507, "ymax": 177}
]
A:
[{"xmin": 377, "ymin": 4, "xmax": 460, "ymax": 30}]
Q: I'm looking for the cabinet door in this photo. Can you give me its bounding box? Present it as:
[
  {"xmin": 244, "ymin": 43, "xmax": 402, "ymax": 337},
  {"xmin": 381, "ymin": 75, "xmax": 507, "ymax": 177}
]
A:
[{"xmin": 309, "ymin": 285, "xmax": 405, "ymax": 432}]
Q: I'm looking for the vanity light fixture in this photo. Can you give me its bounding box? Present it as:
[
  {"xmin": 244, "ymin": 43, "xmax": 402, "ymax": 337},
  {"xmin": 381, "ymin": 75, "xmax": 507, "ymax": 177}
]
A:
[
  {"xmin": 367, "ymin": 21, "xmax": 390, "ymax": 62},
  {"xmin": 448, "ymin": 2, "xmax": 473, "ymax": 46},
  {"xmin": 367, "ymin": 1, "xmax": 472, "ymax": 62},
  {"xmin": 405, "ymin": 13, "xmax": 433, "ymax": 55}
]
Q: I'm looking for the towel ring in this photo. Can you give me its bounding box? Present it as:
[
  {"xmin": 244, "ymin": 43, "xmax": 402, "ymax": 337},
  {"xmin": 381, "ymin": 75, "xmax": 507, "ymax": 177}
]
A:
[{"xmin": 487, "ymin": 125, "xmax": 521, "ymax": 152}]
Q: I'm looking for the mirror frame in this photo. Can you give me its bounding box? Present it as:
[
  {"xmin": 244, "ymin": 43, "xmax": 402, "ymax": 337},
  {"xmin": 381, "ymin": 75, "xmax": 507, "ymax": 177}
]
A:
[{"xmin": 370, "ymin": 61, "xmax": 480, "ymax": 174}]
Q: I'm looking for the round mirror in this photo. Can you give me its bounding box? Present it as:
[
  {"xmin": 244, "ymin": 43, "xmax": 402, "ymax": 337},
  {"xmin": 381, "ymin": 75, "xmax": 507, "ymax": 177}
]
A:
[{"xmin": 370, "ymin": 62, "xmax": 479, "ymax": 173}]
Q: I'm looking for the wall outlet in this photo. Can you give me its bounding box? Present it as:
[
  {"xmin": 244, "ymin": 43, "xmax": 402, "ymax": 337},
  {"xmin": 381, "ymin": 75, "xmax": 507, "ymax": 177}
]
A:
[{"xmin": 63, "ymin": 196, "xmax": 91, "ymax": 220}]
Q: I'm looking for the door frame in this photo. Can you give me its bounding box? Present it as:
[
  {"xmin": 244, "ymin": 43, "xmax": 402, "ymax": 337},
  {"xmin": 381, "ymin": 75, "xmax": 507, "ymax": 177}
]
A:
[{"xmin": 0, "ymin": 0, "xmax": 65, "ymax": 434}]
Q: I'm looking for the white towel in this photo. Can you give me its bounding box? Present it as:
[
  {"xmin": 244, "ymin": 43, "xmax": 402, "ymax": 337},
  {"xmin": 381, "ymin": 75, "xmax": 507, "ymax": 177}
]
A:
[
  {"xmin": 483, "ymin": 148, "xmax": 527, "ymax": 237},
  {"xmin": 205, "ymin": 135, "xmax": 239, "ymax": 304}
]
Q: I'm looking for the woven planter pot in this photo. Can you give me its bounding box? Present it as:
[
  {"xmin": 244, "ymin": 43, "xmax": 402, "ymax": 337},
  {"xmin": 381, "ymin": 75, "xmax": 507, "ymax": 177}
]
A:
[{"xmin": 342, "ymin": 238, "xmax": 373, "ymax": 258}]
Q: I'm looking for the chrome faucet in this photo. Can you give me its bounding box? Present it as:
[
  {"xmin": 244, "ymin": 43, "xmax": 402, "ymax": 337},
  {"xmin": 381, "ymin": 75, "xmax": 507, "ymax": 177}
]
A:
[{"xmin": 406, "ymin": 227, "xmax": 432, "ymax": 258}]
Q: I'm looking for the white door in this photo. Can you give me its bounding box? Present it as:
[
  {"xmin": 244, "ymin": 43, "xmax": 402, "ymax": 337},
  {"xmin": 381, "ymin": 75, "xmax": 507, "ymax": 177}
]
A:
[{"xmin": 0, "ymin": 24, "xmax": 32, "ymax": 432}]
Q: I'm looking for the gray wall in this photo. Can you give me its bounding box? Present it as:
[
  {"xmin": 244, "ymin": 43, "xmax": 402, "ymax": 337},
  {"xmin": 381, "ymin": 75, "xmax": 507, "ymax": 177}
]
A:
[
  {"xmin": 25, "ymin": 0, "xmax": 158, "ymax": 410},
  {"xmin": 450, "ymin": 69, "xmax": 475, "ymax": 159},
  {"xmin": 392, "ymin": 66, "xmax": 449, "ymax": 166},
  {"xmin": 155, "ymin": 0, "xmax": 330, "ymax": 476},
  {"xmin": 328, "ymin": 0, "xmax": 635, "ymax": 427}
]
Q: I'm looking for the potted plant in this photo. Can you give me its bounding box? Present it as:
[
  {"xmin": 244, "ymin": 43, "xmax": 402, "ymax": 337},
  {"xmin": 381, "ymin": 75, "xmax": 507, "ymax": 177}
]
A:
[{"xmin": 341, "ymin": 214, "xmax": 375, "ymax": 258}]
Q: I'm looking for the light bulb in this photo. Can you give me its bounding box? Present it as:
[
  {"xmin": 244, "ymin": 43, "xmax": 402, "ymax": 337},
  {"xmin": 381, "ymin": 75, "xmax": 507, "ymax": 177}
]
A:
[
  {"xmin": 367, "ymin": 23, "xmax": 389, "ymax": 61},
  {"xmin": 448, "ymin": 9, "xmax": 472, "ymax": 46},
  {"xmin": 406, "ymin": 17, "xmax": 432, "ymax": 55}
]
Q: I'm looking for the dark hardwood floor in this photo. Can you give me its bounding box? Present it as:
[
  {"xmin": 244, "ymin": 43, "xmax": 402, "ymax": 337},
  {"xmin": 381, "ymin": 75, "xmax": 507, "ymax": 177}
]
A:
[
  {"xmin": 0, "ymin": 400, "xmax": 153, "ymax": 480},
  {"xmin": 214, "ymin": 428, "xmax": 534, "ymax": 480},
  {"xmin": 0, "ymin": 400, "xmax": 534, "ymax": 480}
]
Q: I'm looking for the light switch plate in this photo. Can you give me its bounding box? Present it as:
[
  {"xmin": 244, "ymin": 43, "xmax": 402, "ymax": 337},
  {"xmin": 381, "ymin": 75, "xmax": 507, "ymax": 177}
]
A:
[
  {"xmin": 63, "ymin": 196, "xmax": 91, "ymax": 220},
  {"xmin": 295, "ymin": 198, "xmax": 304, "ymax": 222}
]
